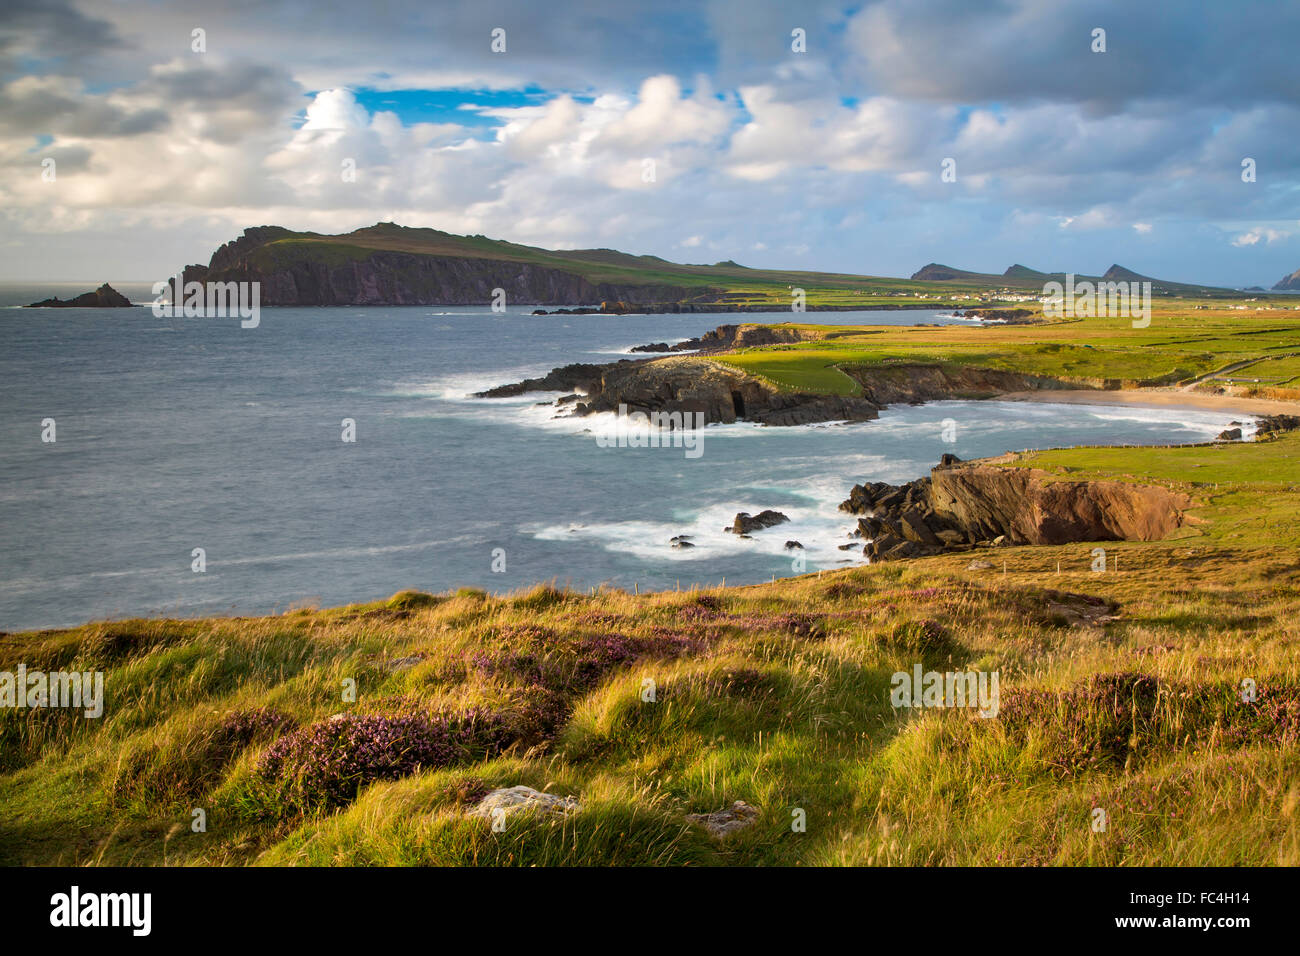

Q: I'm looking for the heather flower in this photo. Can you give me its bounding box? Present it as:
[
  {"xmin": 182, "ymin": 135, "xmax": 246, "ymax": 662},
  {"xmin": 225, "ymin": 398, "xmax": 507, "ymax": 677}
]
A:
[{"xmin": 258, "ymin": 708, "xmax": 511, "ymax": 810}]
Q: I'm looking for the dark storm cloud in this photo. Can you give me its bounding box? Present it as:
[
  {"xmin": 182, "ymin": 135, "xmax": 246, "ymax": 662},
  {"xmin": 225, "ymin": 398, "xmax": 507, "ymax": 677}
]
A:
[
  {"xmin": 0, "ymin": 0, "xmax": 124, "ymax": 76},
  {"xmin": 845, "ymin": 0, "xmax": 1300, "ymax": 111},
  {"xmin": 0, "ymin": 79, "xmax": 168, "ymax": 137}
]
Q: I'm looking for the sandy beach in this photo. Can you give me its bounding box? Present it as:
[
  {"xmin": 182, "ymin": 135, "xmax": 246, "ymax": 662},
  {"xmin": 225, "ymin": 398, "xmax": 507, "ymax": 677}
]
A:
[{"xmin": 998, "ymin": 388, "xmax": 1300, "ymax": 417}]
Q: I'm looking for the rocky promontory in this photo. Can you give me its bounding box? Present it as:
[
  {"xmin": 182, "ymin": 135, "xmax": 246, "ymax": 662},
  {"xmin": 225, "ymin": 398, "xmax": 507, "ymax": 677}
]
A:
[
  {"xmin": 25, "ymin": 283, "xmax": 133, "ymax": 308},
  {"xmin": 477, "ymin": 355, "xmax": 881, "ymax": 427},
  {"xmin": 474, "ymin": 323, "xmax": 1082, "ymax": 427}
]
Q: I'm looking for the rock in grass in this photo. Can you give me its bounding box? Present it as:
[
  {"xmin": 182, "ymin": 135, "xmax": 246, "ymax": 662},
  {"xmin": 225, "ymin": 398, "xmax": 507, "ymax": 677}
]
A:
[
  {"xmin": 469, "ymin": 786, "xmax": 580, "ymax": 822},
  {"xmin": 967, "ymin": 559, "xmax": 994, "ymax": 571},
  {"xmin": 687, "ymin": 800, "xmax": 759, "ymax": 837}
]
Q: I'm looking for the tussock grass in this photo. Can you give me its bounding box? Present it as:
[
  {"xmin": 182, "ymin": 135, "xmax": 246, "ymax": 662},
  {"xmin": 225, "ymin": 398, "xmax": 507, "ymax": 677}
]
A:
[{"xmin": 3, "ymin": 540, "xmax": 1298, "ymax": 867}]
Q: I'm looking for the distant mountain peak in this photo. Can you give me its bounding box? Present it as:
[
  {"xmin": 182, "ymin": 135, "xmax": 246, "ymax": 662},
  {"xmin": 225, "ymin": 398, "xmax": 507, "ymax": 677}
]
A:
[
  {"xmin": 1273, "ymin": 267, "xmax": 1300, "ymax": 291},
  {"xmin": 1101, "ymin": 264, "xmax": 1151, "ymax": 282},
  {"xmin": 910, "ymin": 263, "xmax": 976, "ymax": 281}
]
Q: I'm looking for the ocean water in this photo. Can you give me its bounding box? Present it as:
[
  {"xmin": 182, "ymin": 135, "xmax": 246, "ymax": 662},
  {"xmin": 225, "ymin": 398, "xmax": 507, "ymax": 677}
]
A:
[{"xmin": 0, "ymin": 289, "xmax": 1246, "ymax": 631}]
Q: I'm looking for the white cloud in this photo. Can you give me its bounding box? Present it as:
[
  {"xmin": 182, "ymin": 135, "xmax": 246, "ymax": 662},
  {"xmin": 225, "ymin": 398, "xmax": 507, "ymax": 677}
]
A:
[{"xmin": 1231, "ymin": 228, "xmax": 1288, "ymax": 247}]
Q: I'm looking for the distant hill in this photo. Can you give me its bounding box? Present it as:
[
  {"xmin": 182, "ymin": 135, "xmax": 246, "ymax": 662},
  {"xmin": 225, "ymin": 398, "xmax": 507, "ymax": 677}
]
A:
[
  {"xmin": 1002, "ymin": 264, "xmax": 1051, "ymax": 280},
  {"xmin": 177, "ymin": 222, "xmax": 912, "ymax": 308},
  {"xmin": 1274, "ymin": 268, "xmax": 1300, "ymax": 291},
  {"xmin": 909, "ymin": 263, "xmax": 993, "ymax": 282},
  {"xmin": 1102, "ymin": 264, "xmax": 1154, "ymax": 282},
  {"xmin": 171, "ymin": 221, "xmax": 1246, "ymax": 307},
  {"xmin": 911, "ymin": 260, "xmax": 1236, "ymax": 296}
]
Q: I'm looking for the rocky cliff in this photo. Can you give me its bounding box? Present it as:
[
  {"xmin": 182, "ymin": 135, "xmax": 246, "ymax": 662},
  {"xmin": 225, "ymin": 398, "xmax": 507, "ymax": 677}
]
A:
[
  {"xmin": 841, "ymin": 455, "xmax": 1193, "ymax": 561},
  {"xmin": 181, "ymin": 226, "xmax": 696, "ymax": 306},
  {"xmin": 841, "ymin": 363, "xmax": 1072, "ymax": 405}
]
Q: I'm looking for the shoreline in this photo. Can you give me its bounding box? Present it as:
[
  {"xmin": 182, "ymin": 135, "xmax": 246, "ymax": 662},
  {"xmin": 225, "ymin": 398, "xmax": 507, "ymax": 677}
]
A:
[{"xmin": 997, "ymin": 388, "xmax": 1300, "ymax": 416}]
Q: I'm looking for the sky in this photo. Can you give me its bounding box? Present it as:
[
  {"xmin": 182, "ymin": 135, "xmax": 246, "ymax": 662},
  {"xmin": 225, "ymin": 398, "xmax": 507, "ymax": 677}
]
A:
[{"xmin": 2, "ymin": 0, "xmax": 1299, "ymax": 287}]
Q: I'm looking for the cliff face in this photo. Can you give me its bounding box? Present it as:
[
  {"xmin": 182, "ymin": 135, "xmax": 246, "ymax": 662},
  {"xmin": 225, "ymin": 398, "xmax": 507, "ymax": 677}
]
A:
[
  {"xmin": 927, "ymin": 464, "xmax": 1192, "ymax": 545},
  {"xmin": 842, "ymin": 457, "xmax": 1193, "ymax": 561},
  {"xmin": 182, "ymin": 228, "xmax": 695, "ymax": 306},
  {"xmin": 842, "ymin": 364, "xmax": 1070, "ymax": 405}
]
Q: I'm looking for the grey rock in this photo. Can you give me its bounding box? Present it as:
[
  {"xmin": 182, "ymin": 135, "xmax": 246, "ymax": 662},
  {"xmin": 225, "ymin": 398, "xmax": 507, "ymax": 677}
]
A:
[
  {"xmin": 470, "ymin": 786, "xmax": 580, "ymax": 822},
  {"xmin": 686, "ymin": 800, "xmax": 760, "ymax": 838}
]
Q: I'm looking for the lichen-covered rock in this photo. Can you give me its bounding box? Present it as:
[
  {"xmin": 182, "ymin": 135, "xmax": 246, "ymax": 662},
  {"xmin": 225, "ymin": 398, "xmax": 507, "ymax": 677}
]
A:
[
  {"xmin": 469, "ymin": 786, "xmax": 580, "ymax": 822},
  {"xmin": 687, "ymin": 800, "xmax": 759, "ymax": 837}
]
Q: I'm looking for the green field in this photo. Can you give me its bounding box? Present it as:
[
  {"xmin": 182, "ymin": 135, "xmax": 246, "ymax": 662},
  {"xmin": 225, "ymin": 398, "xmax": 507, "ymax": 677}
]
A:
[{"xmin": 712, "ymin": 307, "xmax": 1300, "ymax": 394}]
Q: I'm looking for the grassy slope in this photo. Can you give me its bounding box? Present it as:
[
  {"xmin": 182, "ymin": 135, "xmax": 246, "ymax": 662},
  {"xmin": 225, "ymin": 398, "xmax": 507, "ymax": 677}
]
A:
[{"xmin": 3, "ymin": 431, "xmax": 1299, "ymax": 867}]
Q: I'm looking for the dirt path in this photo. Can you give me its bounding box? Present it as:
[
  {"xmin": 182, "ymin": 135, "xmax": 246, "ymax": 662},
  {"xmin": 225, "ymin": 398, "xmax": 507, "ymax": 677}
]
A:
[{"xmin": 1178, "ymin": 359, "xmax": 1267, "ymax": 391}]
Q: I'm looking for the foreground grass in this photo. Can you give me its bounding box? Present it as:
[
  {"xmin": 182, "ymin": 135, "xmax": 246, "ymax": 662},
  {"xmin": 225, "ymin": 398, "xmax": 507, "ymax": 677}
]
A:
[{"xmin": 3, "ymin": 427, "xmax": 1299, "ymax": 866}]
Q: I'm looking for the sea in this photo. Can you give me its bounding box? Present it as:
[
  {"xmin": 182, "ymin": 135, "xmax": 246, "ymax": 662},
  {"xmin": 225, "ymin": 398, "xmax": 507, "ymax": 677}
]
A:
[{"xmin": 0, "ymin": 282, "xmax": 1247, "ymax": 631}]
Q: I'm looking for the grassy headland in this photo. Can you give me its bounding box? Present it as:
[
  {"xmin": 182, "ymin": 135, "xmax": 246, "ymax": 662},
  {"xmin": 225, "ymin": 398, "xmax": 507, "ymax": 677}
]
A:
[{"xmin": 713, "ymin": 305, "xmax": 1300, "ymax": 396}]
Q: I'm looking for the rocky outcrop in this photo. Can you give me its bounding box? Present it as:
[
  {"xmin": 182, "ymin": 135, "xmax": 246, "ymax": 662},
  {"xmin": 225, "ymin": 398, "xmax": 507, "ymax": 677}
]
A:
[
  {"xmin": 26, "ymin": 283, "xmax": 133, "ymax": 308},
  {"xmin": 729, "ymin": 511, "xmax": 789, "ymax": 534},
  {"xmin": 479, "ymin": 356, "xmax": 882, "ymax": 427},
  {"xmin": 631, "ymin": 323, "xmax": 818, "ymax": 354},
  {"xmin": 474, "ymin": 362, "xmax": 615, "ymax": 399},
  {"xmin": 578, "ymin": 359, "xmax": 880, "ymax": 426},
  {"xmin": 1255, "ymin": 414, "xmax": 1300, "ymax": 439},
  {"xmin": 842, "ymin": 455, "xmax": 1193, "ymax": 561},
  {"xmin": 954, "ymin": 307, "xmax": 1040, "ymax": 324}
]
